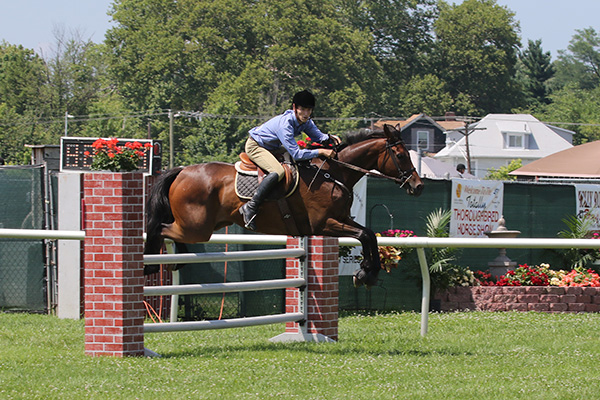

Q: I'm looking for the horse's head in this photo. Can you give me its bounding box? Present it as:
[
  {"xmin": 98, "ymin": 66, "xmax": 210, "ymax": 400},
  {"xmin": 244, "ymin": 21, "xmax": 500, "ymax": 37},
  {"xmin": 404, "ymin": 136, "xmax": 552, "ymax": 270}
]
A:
[{"xmin": 379, "ymin": 124, "xmax": 424, "ymax": 196}]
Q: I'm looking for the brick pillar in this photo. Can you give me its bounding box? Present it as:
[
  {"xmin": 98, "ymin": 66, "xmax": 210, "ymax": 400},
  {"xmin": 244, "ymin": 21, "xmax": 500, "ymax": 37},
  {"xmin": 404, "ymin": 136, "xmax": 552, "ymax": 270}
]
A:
[
  {"xmin": 83, "ymin": 171, "xmax": 145, "ymax": 357},
  {"xmin": 271, "ymin": 236, "xmax": 339, "ymax": 342}
]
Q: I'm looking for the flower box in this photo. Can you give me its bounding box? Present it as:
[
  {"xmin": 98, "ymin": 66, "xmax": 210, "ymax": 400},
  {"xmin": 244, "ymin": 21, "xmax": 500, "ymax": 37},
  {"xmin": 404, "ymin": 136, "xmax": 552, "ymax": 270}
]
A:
[{"xmin": 435, "ymin": 286, "xmax": 600, "ymax": 313}]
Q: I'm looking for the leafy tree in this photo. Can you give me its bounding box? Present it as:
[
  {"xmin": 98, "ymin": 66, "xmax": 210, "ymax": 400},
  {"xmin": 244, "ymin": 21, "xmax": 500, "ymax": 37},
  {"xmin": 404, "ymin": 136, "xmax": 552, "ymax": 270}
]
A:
[
  {"xmin": 519, "ymin": 39, "xmax": 555, "ymax": 105},
  {"xmin": 484, "ymin": 158, "xmax": 522, "ymax": 180},
  {"xmin": 106, "ymin": 0, "xmax": 385, "ymax": 163},
  {"xmin": 399, "ymin": 74, "xmax": 455, "ymax": 116},
  {"xmin": 0, "ymin": 42, "xmax": 47, "ymax": 114},
  {"xmin": 0, "ymin": 103, "xmax": 31, "ymax": 164},
  {"xmin": 537, "ymin": 85, "xmax": 600, "ymax": 145},
  {"xmin": 432, "ymin": 0, "xmax": 522, "ymax": 115},
  {"xmin": 43, "ymin": 29, "xmax": 111, "ymax": 137},
  {"xmin": 335, "ymin": 0, "xmax": 438, "ymax": 115},
  {"xmin": 554, "ymin": 27, "xmax": 600, "ymax": 90}
]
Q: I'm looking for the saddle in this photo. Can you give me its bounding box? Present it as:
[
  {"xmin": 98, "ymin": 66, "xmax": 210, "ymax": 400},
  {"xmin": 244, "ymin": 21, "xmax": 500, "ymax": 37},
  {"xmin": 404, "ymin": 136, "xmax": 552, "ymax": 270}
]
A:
[{"xmin": 234, "ymin": 152, "xmax": 299, "ymax": 200}]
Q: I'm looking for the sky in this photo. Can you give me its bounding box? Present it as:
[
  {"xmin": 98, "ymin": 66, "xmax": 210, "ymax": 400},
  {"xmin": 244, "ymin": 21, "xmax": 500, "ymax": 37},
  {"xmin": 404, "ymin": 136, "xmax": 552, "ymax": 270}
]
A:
[{"xmin": 1, "ymin": 0, "xmax": 600, "ymax": 59}]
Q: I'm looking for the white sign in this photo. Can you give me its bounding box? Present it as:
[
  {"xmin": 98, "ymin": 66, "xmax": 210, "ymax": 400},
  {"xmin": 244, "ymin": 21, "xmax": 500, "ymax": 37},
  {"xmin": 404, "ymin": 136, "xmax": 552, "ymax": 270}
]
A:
[
  {"xmin": 339, "ymin": 176, "xmax": 367, "ymax": 276},
  {"xmin": 450, "ymin": 179, "xmax": 503, "ymax": 237},
  {"xmin": 575, "ymin": 184, "xmax": 600, "ymax": 230}
]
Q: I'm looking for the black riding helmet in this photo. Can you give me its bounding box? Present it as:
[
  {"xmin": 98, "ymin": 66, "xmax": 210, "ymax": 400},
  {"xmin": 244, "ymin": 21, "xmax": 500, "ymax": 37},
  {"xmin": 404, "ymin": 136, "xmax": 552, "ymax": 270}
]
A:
[{"xmin": 292, "ymin": 90, "xmax": 316, "ymax": 109}]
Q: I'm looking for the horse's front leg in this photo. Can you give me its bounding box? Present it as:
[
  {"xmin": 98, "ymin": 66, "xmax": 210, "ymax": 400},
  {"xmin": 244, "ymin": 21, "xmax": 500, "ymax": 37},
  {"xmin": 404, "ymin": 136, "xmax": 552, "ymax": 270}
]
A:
[{"xmin": 321, "ymin": 217, "xmax": 381, "ymax": 288}]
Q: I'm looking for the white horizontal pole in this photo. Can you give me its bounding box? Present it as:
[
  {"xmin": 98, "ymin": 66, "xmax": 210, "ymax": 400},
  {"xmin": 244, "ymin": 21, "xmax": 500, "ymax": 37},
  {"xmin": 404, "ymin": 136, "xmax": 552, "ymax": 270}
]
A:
[
  {"xmin": 339, "ymin": 236, "xmax": 600, "ymax": 249},
  {"xmin": 205, "ymin": 233, "xmax": 289, "ymax": 245},
  {"xmin": 143, "ymin": 248, "xmax": 306, "ymax": 265},
  {"xmin": 144, "ymin": 278, "xmax": 306, "ymax": 296},
  {"xmin": 0, "ymin": 228, "xmax": 85, "ymax": 240},
  {"xmin": 144, "ymin": 312, "xmax": 304, "ymax": 333}
]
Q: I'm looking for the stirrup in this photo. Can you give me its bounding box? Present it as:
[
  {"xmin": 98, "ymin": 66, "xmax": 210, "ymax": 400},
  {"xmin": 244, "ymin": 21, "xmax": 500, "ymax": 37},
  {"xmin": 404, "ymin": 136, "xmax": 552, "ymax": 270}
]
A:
[{"xmin": 239, "ymin": 204, "xmax": 257, "ymax": 230}]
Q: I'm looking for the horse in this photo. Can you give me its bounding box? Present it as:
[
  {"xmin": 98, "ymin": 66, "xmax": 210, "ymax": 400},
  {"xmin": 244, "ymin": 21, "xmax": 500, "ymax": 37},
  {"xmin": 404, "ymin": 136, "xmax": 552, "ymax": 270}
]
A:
[{"xmin": 145, "ymin": 124, "xmax": 423, "ymax": 288}]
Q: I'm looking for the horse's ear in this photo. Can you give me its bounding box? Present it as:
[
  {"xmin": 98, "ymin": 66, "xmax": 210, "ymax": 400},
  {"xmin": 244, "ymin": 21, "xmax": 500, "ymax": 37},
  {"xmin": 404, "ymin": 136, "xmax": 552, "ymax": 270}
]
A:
[{"xmin": 383, "ymin": 124, "xmax": 397, "ymax": 140}]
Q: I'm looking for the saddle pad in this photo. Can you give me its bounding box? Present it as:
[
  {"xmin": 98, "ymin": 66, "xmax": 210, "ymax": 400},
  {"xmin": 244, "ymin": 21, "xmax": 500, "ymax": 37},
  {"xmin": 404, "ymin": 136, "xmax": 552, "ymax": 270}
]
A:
[{"xmin": 234, "ymin": 161, "xmax": 299, "ymax": 200}]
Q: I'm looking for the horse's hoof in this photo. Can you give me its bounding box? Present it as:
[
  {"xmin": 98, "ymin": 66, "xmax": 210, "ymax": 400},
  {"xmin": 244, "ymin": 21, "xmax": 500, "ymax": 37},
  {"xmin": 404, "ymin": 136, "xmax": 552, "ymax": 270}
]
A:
[
  {"xmin": 353, "ymin": 269, "xmax": 367, "ymax": 288},
  {"xmin": 354, "ymin": 268, "xmax": 379, "ymax": 289},
  {"xmin": 364, "ymin": 271, "xmax": 380, "ymax": 288}
]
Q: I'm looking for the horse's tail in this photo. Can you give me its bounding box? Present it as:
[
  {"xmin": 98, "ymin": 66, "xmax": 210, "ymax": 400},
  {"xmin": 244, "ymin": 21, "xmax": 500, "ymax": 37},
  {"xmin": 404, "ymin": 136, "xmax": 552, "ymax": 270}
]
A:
[{"xmin": 144, "ymin": 167, "xmax": 184, "ymax": 255}]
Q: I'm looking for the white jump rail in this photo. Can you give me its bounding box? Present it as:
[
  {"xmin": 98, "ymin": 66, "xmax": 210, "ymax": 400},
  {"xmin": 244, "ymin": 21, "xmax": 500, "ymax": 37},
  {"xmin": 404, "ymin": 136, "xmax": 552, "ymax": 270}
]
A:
[
  {"xmin": 3, "ymin": 229, "xmax": 600, "ymax": 337},
  {"xmin": 0, "ymin": 228, "xmax": 84, "ymax": 240},
  {"xmin": 142, "ymin": 237, "xmax": 308, "ymax": 334},
  {"xmin": 340, "ymin": 236, "xmax": 600, "ymax": 336}
]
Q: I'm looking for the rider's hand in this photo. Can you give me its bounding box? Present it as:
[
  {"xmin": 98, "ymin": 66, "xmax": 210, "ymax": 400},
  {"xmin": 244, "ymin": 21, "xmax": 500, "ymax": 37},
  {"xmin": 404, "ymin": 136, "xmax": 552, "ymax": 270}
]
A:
[
  {"xmin": 318, "ymin": 148, "xmax": 336, "ymax": 159},
  {"xmin": 329, "ymin": 134, "xmax": 342, "ymax": 145}
]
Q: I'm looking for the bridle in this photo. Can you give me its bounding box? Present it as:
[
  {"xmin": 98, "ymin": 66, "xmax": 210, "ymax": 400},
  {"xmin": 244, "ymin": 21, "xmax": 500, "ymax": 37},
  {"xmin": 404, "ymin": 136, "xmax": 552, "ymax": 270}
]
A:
[
  {"xmin": 327, "ymin": 137, "xmax": 416, "ymax": 188},
  {"xmin": 383, "ymin": 139, "xmax": 416, "ymax": 187}
]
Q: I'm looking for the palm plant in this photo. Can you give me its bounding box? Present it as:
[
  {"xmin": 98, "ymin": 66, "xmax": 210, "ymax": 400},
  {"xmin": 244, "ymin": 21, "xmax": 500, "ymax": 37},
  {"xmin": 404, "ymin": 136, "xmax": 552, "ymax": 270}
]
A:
[
  {"xmin": 557, "ymin": 213, "xmax": 600, "ymax": 269},
  {"xmin": 425, "ymin": 208, "xmax": 456, "ymax": 273}
]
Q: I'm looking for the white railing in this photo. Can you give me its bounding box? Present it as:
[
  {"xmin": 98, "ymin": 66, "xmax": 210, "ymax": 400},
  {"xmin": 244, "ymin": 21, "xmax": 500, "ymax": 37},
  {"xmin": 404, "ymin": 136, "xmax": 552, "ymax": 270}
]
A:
[
  {"xmin": 143, "ymin": 237, "xmax": 308, "ymax": 334},
  {"xmin": 340, "ymin": 236, "xmax": 600, "ymax": 336},
  {"xmin": 3, "ymin": 228, "xmax": 600, "ymax": 336},
  {"xmin": 0, "ymin": 228, "xmax": 84, "ymax": 240}
]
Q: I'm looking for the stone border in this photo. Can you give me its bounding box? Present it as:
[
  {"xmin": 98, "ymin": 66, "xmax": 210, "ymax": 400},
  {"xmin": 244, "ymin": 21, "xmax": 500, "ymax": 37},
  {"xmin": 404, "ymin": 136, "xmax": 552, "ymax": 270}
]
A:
[{"xmin": 436, "ymin": 286, "xmax": 600, "ymax": 313}]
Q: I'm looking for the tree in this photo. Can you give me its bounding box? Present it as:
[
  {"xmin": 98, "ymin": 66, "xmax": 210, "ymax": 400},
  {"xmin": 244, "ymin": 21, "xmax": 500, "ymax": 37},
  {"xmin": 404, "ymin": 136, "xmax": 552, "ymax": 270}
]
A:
[
  {"xmin": 537, "ymin": 86, "xmax": 600, "ymax": 145},
  {"xmin": 519, "ymin": 39, "xmax": 555, "ymax": 105},
  {"xmin": 43, "ymin": 29, "xmax": 111, "ymax": 137},
  {"xmin": 432, "ymin": 0, "xmax": 522, "ymax": 115},
  {"xmin": 106, "ymin": 0, "xmax": 386, "ymax": 163},
  {"xmin": 484, "ymin": 159, "xmax": 522, "ymax": 180},
  {"xmin": 398, "ymin": 74, "xmax": 454, "ymax": 116},
  {"xmin": 554, "ymin": 27, "xmax": 600, "ymax": 90},
  {"xmin": 335, "ymin": 0, "xmax": 438, "ymax": 115},
  {"xmin": 0, "ymin": 42, "xmax": 47, "ymax": 114}
]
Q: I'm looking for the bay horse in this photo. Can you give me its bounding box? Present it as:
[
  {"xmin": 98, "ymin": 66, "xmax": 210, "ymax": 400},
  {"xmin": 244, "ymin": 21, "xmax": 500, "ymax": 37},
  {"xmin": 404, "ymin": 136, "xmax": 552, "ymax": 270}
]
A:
[{"xmin": 145, "ymin": 124, "xmax": 423, "ymax": 288}]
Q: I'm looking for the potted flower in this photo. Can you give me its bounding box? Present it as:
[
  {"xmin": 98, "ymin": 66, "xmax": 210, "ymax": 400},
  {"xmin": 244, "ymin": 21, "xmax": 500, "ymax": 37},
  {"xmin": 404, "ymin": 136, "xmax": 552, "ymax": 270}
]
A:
[
  {"xmin": 84, "ymin": 138, "xmax": 153, "ymax": 172},
  {"xmin": 377, "ymin": 229, "xmax": 415, "ymax": 272}
]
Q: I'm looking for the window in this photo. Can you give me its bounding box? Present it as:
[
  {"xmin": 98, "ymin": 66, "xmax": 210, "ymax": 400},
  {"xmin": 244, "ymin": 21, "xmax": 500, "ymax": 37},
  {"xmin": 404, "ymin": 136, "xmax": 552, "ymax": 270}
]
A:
[
  {"xmin": 417, "ymin": 130, "xmax": 429, "ymax": 150},
  {"xmin": 505, "ymin": 132, "xmax": 525, "ymax": 149}
]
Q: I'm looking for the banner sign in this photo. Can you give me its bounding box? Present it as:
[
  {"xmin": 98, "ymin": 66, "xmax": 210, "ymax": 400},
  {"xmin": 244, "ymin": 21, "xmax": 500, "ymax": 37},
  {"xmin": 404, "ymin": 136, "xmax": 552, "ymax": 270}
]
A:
[
  {"xmin": 450, "ymin": 179, "xmax": 503, "ymax": 237},
  {"xmin": 575, "ymin": 184, "xmax": 600, "ymax": 230},
  {"xmin": 339, "ymin": 176, "xmax": 368, "ymax": 275}
]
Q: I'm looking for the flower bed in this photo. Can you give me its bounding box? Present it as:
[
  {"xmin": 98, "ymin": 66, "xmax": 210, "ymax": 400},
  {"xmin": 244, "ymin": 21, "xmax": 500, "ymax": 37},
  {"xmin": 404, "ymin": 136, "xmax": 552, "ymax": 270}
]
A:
[
  {"xmin": 435, "ymin": 264, "xmax": 600, "ymax": 313},
  {"xmin": 436, "ymin": 286, "xmax": 600, "ymax": 313}
]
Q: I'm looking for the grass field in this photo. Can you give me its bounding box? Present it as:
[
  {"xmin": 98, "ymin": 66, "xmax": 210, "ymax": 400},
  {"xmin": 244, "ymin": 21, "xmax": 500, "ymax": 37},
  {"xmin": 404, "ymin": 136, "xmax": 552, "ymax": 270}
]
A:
[{"xmin": 1, "ymin": 311, "xmax": 599, "ymax": 399}]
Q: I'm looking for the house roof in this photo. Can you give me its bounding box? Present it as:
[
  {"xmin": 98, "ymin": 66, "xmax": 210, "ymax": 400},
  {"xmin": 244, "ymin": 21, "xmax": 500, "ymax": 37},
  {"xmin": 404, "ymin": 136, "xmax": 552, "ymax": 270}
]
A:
[
  {"xmin": 509, "ymin": 140, "xmax": 600, "ymax": 178},
  {"xmin": 435, "ymin": 114, "xmax": 574, "ymax": 160},
  {"xmin": 374, "ymin": 114, "xmax": 464, "ymax": 132}
]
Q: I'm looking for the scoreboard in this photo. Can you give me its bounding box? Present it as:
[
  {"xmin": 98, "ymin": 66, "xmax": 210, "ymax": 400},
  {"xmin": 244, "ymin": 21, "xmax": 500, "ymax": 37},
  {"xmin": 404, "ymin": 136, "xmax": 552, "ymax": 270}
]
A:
[{"xmin": 60, "ymin": 137, "xmax": 162, "ymax": 174}]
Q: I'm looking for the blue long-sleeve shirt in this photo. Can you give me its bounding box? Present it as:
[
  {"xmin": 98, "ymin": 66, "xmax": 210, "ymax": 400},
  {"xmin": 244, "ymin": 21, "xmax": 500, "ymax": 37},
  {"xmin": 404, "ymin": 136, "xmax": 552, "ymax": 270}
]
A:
[{"xmin": 249, "ymin": 109, "xmax": 329, "ymax": 161}]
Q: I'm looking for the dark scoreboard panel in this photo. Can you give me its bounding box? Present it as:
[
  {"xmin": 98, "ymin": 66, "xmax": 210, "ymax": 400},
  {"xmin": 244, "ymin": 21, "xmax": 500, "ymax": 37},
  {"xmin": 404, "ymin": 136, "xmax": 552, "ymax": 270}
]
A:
[{"xmin": 60, "ymin": 137, "xmax": 162, "ymax": 174}]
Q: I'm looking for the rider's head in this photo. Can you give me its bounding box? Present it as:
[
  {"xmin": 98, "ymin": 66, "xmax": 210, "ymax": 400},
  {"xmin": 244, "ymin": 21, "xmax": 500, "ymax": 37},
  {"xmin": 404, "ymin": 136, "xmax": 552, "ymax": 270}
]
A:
[
  {"xmin": 292, "ymin": 90, "xmax": 316, "ymax": 109},
  {"xmin": 292, "ymin": 90, "xmax": 315, "ymax": 124}
]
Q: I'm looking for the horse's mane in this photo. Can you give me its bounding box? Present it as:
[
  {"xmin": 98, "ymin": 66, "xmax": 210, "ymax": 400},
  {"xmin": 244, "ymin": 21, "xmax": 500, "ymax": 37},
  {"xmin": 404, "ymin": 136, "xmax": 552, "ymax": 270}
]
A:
[{"xmin": 339, "ymin": 129, "xmax": 387, "ymax": 150}]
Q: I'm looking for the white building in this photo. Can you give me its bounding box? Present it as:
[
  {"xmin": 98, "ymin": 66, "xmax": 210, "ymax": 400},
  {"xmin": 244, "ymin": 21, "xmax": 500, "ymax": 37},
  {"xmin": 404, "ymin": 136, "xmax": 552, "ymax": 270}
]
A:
[{"xmin": 434, "ymin": 114, "xmax": 574, "ymax": 179}]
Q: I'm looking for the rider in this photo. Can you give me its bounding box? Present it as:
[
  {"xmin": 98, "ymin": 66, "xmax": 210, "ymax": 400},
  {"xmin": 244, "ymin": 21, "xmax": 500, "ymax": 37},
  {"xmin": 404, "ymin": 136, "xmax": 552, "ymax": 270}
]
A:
[{"xmin": 239, "ymin": 89, "xmax": 340, "ymax": 230}]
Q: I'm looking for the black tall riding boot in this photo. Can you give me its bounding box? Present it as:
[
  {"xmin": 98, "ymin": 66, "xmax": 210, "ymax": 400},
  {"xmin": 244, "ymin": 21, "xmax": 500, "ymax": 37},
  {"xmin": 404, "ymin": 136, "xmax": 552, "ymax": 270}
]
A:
[{"xmin": 239, "ymin": 172, "xmax": 280, "ymax": 230}]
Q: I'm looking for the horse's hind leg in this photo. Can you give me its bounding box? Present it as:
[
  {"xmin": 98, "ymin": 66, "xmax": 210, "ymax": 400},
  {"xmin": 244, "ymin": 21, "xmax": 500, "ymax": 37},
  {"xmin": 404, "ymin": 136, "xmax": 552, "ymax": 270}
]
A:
[{"xmin": 160, "ymin": 220, "xmax": 214, "ymax": 244}]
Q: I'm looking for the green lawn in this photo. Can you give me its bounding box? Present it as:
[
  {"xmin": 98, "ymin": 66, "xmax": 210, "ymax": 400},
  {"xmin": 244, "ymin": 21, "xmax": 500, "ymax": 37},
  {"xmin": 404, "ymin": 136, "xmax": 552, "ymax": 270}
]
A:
[{"xmin": 1, "ymin": 311, "xmax": 599, "ymax": 399}]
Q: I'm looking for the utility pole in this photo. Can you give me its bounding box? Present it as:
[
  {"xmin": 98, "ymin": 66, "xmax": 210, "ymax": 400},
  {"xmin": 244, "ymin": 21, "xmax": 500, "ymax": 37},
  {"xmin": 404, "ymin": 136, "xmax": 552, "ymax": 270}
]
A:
[
  {"xmin": 169, "ymin": 109, "xmax": 174, "ymax": 169},
  {"xmin": 64, "ymin": 112, "xmax": 73, "ymax": 136},
  {"xmin": 456, "ymin": 118, "xmax": 486, "ymax": 175}
]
